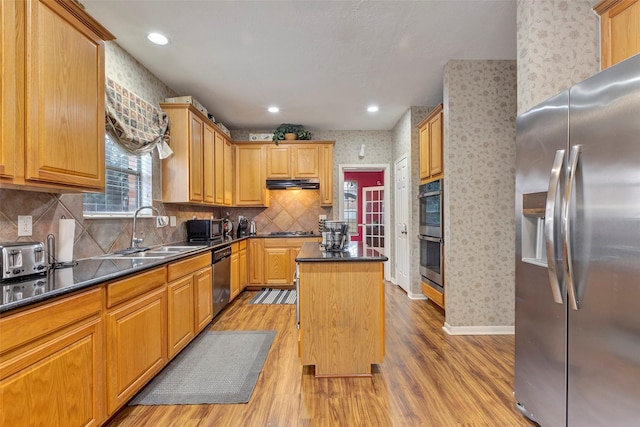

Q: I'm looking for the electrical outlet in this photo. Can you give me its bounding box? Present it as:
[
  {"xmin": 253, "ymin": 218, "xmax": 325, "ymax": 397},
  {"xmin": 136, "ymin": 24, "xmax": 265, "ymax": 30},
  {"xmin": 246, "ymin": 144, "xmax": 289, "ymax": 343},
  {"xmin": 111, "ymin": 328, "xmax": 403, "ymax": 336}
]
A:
[
  {"xmin": 156, "ymin": 216, "xmax": 169, "ymax": 227},
  {"xmin": 18, "ymin": 215, "xmax": 32, "ymax": 237},
  {"xmin": 319, "ymin": 215, "xmax": 327, "ymax": 220},
  {"xmin": 169, "ymin": 216, "xmax": 177, "ymax": 227}
]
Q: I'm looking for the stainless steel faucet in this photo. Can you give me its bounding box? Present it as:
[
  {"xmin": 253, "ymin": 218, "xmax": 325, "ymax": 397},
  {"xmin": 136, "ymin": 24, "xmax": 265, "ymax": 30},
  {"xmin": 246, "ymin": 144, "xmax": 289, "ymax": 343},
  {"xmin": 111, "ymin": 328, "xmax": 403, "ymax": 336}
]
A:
[{"xmin": 131, "ymin": 205, "xmax": 161, "ymax": 249}]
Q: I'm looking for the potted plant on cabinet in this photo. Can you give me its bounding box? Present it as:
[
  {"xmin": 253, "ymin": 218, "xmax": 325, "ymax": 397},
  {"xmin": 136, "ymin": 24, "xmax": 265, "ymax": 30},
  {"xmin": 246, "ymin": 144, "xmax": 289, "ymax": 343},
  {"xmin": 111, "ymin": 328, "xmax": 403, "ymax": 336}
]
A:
[{"xmin": 272, "ymin": 124, "xmax": 312, "ymax": 145}]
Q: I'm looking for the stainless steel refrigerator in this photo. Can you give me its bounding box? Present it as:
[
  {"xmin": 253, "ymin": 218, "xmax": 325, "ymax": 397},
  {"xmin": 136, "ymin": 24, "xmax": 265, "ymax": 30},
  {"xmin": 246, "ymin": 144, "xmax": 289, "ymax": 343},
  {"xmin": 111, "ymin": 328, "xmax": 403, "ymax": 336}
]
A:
[{"xmin": 515, "ymin": 53, "xmax": 640, "ymax": 426}]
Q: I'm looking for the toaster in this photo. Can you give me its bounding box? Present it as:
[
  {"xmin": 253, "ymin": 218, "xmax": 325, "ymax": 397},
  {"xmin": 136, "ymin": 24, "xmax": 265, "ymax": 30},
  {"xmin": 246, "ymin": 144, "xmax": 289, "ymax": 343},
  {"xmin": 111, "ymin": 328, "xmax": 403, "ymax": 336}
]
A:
[{"xmin": 0, "ymin": 242, "xmax": 47, "ymax": 280}]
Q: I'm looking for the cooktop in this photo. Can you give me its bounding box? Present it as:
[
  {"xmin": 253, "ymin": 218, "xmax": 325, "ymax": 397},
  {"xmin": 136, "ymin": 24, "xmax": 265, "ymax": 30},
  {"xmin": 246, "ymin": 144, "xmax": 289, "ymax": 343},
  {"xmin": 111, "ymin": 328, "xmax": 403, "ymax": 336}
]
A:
[{"xmin": 269, "ymin": 231, "xmax": 316, "ymax": 236}]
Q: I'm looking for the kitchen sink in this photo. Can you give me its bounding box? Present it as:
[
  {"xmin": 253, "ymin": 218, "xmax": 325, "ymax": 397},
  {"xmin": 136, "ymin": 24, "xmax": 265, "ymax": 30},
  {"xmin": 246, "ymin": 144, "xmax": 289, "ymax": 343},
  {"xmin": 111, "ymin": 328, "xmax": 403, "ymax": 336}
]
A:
[{"xmin": 92, "ymin": 245, "xmax": 207, "ymax": 260}]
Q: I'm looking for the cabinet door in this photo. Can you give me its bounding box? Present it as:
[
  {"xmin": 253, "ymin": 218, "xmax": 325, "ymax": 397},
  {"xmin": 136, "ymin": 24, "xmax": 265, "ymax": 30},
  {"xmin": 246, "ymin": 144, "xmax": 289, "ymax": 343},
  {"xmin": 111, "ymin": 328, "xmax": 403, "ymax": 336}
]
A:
[
  {"xmin": 419, "ymin": 124, "xmax": 430, "ymax": 181},
  {"xmin": 264, "ymin": 247, "xmax": 290, "ymax": 284},
  {"xmin": 0, "ymin": 0, "xmax": 18, "ymax": 181},
  {"xmin": 168, "ymin": 275, "xmax": 195, "ymax": 359},
  {"xmin": 214, "ymin": 131, "xmax": 225, "ymax": 204},
  {"xmin": 25, "ymin": 0, "xmax": 105, "ymax": 190},
  {"xmin": 293, "ymin": 145, "xmax": 319, "ymax": 178},
  {"xmin": 0, "ymin": 319, "xmax": 104, "ymax": 427},
  {"xmin": 235, "ymin": 145, "xmax": 266, "ymax": 206},
  {"xmin": 239, "ymin": 247, "xmax": 248, "ymax": 291},
  {"xmin": 598, "ymin": 0, "xmax": 640, "ymax": 69},
  {"xmin": 194, "ymin": 266, "xmax": 213, "ymax": 332},
  {"xmin": 429, "ymin": 112, "xmax": 443, "ymax": 178},
  {"xmin": 231, "ymin": 250, "xmax": 240, "ymax": 300},
  {"xmin": 319, "ymin": 144, "xmax": 334, "ymax": 206},
  {"xmin": 106, "ymin": 287, "xmax": 167, "ymax": 415},
  {"xmin": 203, "ymin": 124, "xmax": 215, "ymax": 203},
  {"xmin": 249, "ymin": 238, "xmax": 264, "ymax": 284},
  {"xmin": 223, "ymin": 137, "xmax": 233, "ymax": 205},
  {"xmin": 189, "ymin": 112, "xmax": 204, "ymax": 202},
  {"xmin": 266, "ymin": 145, "xmax": 291, "ymax": 178}
]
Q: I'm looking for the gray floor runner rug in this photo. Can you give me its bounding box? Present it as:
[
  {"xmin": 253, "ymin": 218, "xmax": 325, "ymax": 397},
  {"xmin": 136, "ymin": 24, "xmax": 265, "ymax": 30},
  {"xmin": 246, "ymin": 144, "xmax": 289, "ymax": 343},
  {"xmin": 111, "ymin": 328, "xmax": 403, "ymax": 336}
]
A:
[
  {"xmin": 250, "ymin": 288, "xmax": 296, "ymax": 304},
  {"xmin": 129, "ymin": 330, "xmax": 276, "ymax": 405}
]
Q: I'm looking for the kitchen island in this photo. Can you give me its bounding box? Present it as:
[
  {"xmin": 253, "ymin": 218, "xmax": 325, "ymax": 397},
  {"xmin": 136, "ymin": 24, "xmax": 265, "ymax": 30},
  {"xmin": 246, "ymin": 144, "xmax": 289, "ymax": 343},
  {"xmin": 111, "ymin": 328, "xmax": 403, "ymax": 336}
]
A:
[{"xmin": 295, "ymin": 241, "xmax": 388, "ymax": 377}]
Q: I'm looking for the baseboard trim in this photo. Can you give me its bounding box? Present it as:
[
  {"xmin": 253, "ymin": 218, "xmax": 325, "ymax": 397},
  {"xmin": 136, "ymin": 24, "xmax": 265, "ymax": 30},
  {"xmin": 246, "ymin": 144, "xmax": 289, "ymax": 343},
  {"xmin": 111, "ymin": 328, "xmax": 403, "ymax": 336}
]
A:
[
  {"xmin": 443, "ymin": 323, "xmax": 514, "ymax": 336},
  {"xmin": 408, "ymin": 292, "xmax": 427, "ymax": 300}
]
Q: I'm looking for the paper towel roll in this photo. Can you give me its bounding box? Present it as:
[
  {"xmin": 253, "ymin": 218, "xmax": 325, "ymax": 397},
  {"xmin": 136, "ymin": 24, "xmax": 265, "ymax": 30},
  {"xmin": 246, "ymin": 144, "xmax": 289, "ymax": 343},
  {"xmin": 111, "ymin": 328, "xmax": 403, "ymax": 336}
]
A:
[{"xmin": 58, "ymin": 219, "xmax": 75, "ymax": 262}]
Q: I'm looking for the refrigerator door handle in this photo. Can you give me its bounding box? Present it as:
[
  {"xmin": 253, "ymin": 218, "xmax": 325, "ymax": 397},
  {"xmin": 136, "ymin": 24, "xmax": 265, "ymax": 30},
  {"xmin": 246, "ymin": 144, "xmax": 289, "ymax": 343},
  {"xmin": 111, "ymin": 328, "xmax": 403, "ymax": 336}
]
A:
[
  {"xmin": 544, "ymin": 149, "xmax": 566, "ymax": 304},
  {"xmin": 563, "ymin": 144, "xmax": 582, "ymax": 310}
]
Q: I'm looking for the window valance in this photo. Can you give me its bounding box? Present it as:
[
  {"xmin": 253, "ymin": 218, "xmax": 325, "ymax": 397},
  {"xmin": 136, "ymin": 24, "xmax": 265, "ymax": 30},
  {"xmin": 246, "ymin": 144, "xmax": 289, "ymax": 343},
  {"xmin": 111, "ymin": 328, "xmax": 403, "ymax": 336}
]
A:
[{"xmin": 105, "ymin": 78, "xmax": 173, "ymax": 159}]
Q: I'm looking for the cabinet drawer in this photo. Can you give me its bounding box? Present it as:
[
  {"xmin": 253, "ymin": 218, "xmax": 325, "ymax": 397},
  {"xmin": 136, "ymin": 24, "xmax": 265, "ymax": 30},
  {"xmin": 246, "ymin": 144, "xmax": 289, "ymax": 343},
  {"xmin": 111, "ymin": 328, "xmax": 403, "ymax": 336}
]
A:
[
  {"xmin": 421, "ymin": 281, "xmax": 445, "ymax": 309},
  {"xmin": 0, "ymin": 288, "xmax": 102, "ymax": 354},
  {"xmin": 239, "ymin": 240, "xmax": 247, "ymax": 250},
  {"xmin": 167, "ymin": 252, "xmax": 211, "ymax": 282},
  {"xmin": 106, "ymin": 267, "xmax": 166, "ymax": 308}
]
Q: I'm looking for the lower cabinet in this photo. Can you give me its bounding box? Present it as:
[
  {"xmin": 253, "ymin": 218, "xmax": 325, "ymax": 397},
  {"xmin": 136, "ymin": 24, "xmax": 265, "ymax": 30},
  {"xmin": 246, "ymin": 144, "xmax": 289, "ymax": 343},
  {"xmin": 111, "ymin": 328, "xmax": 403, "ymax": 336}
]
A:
[
  {"xmin": 248, "ymin": 238, "xmax": 264, "ymax": 284},
  {"xmin": 105, "ymin": 286, "xmax": 167, "ymax": 415},
  {"xmin": 0, "ymin": 289, "xmax": 104, "ymax": 427},
  {"xmin": 167, "ymin": 275, "xmax": 195, "ymax": 359},
  {"xmin": 194, "ymin": 266, "xmax": 213, "ymax": 332},
  {"xmin": 239, "ymin": 240, "xmax": 247, "ymax": 291},
  {"xmin": 263, "ymin": 238, "xmax": 320, "ymax": 285},
  {"xmin": 231, "ymin": 242, "xmax": 240, "ymax": 300}
]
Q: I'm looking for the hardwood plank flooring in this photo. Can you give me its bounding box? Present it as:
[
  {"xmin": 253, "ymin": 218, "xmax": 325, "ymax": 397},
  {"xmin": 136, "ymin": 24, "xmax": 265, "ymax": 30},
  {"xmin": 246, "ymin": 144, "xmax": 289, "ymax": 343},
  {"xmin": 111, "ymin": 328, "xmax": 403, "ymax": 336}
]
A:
[{"xmin": 106, "ymin": 282, "xmax": 537, "ymax": 426}]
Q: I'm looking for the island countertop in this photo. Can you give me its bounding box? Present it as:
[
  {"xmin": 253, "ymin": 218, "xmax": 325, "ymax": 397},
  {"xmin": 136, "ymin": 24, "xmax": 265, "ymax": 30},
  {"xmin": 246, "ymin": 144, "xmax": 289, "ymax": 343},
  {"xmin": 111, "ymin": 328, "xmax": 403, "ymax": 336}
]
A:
[{"xmin": 295, "ymin": 241, "xmax": 388, "ymax": 262}]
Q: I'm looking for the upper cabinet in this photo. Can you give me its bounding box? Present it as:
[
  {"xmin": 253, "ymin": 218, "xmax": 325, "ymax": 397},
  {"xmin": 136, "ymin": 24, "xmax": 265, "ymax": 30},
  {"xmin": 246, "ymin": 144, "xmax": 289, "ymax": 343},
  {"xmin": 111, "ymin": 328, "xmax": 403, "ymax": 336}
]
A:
[
  {"xmin": 418, "ymin": 104, "xmax": 444, "ymax": 183},
  {"xmin": 160, "ymin": 103, "xmax": 232, "ymax": 206},
  {"xmin": 235, "ymin": 144, "xmax": 266, "ymax": 206},
  {"xmin": 1, "ymin": 0, "xmax": 114, "ymax": 192},
  {"xmin": 595, "ymin": 0, "xmax": 640, "ymax": 69},
  {"xmin": 318, "ymin": 143, "xmax": 334, "ymax": 206},
  {"xmin": 266, "ymin": 143, "xmax": 319, "ymax": 179}
]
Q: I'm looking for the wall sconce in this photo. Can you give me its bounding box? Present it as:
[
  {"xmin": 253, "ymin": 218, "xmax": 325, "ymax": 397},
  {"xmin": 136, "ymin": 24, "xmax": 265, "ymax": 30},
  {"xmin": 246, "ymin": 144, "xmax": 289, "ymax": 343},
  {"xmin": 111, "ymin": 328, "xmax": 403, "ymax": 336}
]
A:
[{"xmin": 358, "ymin": 144, "xmax": 365, "ymax": 159}]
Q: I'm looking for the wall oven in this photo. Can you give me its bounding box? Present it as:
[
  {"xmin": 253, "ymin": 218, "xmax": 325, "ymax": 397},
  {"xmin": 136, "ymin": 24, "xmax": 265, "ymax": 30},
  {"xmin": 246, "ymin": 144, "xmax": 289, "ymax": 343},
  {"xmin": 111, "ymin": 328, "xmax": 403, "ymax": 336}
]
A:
[{"xmin": 418, "ymin": 180, "xmax": 444, "ymax": 292}]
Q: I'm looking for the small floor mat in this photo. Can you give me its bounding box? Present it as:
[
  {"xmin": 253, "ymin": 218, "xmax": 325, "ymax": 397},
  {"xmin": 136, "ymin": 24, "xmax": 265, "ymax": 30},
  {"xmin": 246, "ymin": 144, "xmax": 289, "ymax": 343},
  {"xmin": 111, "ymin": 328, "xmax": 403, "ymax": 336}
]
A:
[{"xmin": 249, "ymin": 288, "xmax": 296, "ymax": 304}]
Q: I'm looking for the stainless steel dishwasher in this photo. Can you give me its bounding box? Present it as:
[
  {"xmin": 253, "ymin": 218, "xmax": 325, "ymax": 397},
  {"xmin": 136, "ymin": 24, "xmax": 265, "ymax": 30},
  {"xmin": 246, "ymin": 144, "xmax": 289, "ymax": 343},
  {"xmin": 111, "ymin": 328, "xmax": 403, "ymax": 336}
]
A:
[{"xmin": 212, "ymin": 245, "xmax": 231, "ymax": 318}]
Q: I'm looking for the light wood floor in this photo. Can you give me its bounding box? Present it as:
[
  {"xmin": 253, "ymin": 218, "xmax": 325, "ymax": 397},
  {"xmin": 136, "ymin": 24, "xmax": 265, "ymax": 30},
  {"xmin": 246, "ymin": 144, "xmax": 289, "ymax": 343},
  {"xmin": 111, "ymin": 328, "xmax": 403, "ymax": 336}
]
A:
[{"xmin": 106, "ymin": 282, "xmax": 537, "ymax": 426}]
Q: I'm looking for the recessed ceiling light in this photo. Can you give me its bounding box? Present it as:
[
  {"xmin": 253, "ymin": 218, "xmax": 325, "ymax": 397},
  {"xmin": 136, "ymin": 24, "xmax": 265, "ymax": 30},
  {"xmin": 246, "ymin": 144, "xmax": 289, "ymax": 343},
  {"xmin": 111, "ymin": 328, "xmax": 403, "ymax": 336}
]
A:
[
  {"xmin": 147, "ymin": 32, "xmax": 169, "ymax": 46},
  {"xmin": 367, "ymin": 105, "xmax": 379, "ymax": 113},
  {"xmin": 268, "ymin": 106, "xmax": 280, "ymax": 113}
]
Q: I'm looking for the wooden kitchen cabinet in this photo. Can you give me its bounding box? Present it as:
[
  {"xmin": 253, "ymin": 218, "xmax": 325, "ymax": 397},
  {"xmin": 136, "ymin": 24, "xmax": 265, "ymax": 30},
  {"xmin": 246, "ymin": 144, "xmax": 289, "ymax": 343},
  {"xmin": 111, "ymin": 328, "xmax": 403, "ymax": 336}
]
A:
[
  {"xmin": 595, "ymin": 0, "xmax": 640, "ymax": 69},
  {"xmin": 105, "ymin": 267, "xmax": 167, "ymax": 416},
  {"xmin": 167, "ymin": 275, "xmax": 194, "ymax": 359},
  {"xmin": 239, "ymin": 240, "xmax": 248, "ymax": 291},
  {"xmin": 266, "ymin": 145, "xmax": 291, "ymax": 178},
  {"xmin": 0, "ymin": 0, "xmax": 114, "ymax": 192},
  {"xmin": 231, "ymin": 243, "xmax": 240, "ymax": 300},
  {"xmin": 160, "ymin": 104, "xmax": 204, "ymax": 204},
  {"xmin": 224, "ymin": 137, "xmax": 234, "ymax": 205},
  {"xmin": 214, "ymin": 131, "xmax": 226, "ymax": 205},
  {"xmin": 167, "ymin": 252, "xmax": 212, "ymax": 342},
  {"xmin": 203, "ymin": 125, "xmax": 216, "ymax": 203},
  {"xmin": 161, "ymin": 103, "xmax": 231, "ymax": 206},
  {"xmin": 0, "ymin": 288, "xmax": 105, "ymax": 427},
  {"xmin": 264, "ymin": 247, "xmax": 290, "ymax": 285},
  {"xmin": 318, "ymin": 143, "xmax": 334, "ymax": 206},
  {"xmin": 194, "ymin": 266, "xmax": 213, "ymax": 332},
  {"xmin": 235, "ymin": 144, "xmax": 267, "ymax": 206},
  {"xmin": 266, "ymin": 143, "xmax": 319, "ymax": 179},
  {"xmin": 248, "ymin": 238, "xmax": 265, "ymax": 284},
  {"xmin": 418, "ymin": 104, "xmax": 444, "ymax": 183},
  {"xmin": 263, "ymin": 237, "xmax": 320, "ymax": 285}
]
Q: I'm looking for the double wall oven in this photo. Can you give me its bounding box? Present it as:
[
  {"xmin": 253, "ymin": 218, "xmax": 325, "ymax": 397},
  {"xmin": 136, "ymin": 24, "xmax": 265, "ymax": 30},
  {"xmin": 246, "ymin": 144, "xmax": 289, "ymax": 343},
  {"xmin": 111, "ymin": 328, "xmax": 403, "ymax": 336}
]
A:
[{"xmin": 418, "ymin": 180, "xmax": 443, "ymax": 294}]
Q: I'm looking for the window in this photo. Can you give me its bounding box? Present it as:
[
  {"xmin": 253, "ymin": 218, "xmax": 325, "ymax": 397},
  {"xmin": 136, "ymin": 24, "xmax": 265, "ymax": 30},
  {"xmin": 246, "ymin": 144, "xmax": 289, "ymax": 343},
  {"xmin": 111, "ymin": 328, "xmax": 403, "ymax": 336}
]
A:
[
  {"xmin": 83, "ymin": 134, "xmax": 152, "ymax": 216},
  {"xmin": 343, "ymin": 180, "xmax": 358, "ymax": 234}
]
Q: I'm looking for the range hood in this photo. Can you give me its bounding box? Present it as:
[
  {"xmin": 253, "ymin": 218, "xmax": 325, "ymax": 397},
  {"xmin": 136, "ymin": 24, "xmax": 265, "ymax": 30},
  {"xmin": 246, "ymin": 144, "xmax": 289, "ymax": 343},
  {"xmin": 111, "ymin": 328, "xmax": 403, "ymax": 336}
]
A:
[{"xmin": 266, "ymin": 179, "xmax": 320, "ymax": 190}]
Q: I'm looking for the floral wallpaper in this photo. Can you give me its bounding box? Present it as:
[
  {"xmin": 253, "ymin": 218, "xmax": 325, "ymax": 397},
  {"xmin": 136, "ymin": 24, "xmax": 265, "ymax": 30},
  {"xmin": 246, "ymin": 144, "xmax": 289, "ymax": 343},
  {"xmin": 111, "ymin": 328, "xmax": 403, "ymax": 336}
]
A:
[
  {"xmin": 516, "ymin": 0, "xmax": 600, "ymax": 114},
  {"xmin": 443, "ymin": 60, "xmax": 517, "ymax": 328}
]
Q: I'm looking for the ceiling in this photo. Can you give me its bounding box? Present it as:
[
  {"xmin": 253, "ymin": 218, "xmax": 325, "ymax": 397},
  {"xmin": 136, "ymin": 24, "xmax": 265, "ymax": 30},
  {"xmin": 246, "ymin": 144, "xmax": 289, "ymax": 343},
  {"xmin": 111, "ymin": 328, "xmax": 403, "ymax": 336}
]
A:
[{"xmin": 83, "ymin": 0, "xmax": 517, "ymax": 132}]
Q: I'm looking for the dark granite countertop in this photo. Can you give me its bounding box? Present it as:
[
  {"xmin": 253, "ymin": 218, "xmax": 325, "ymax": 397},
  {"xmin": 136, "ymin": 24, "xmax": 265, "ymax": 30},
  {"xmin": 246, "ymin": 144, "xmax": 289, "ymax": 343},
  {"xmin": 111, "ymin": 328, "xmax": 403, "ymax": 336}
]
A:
[
  {"xmin": 0, "ymin": 237, "xmax": 249, "ymax": 314},
  {"xmin": 295, "ymin": 242, "xmax": 388, "ymax": 262}
]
